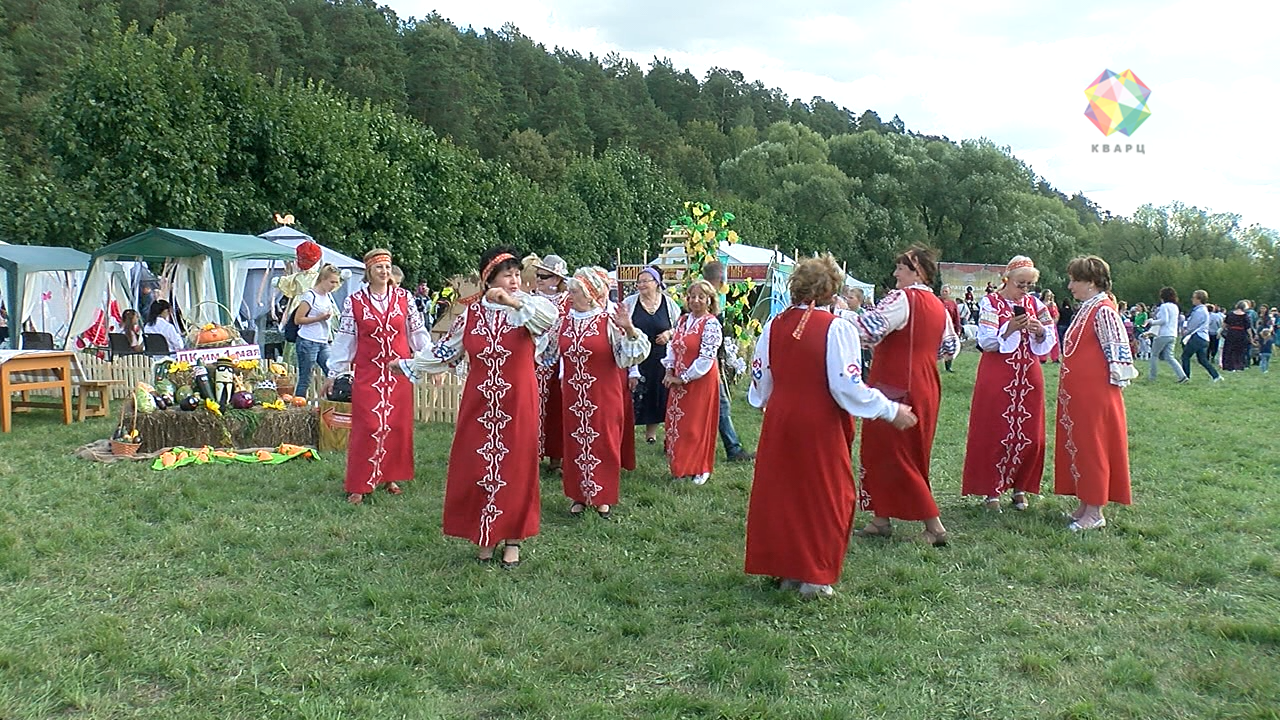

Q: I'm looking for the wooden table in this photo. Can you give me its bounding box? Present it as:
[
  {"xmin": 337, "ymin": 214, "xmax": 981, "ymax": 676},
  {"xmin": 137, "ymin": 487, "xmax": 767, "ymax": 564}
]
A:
[{"xmin": 0, "ymin": 350, "xmax": 74, "ymax": 432}]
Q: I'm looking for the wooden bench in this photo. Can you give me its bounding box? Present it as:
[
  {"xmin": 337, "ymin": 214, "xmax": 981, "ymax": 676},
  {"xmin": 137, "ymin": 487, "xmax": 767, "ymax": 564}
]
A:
[{"xmin": 75, "ymin": 378, "xmax": 122, "ymax": 420}]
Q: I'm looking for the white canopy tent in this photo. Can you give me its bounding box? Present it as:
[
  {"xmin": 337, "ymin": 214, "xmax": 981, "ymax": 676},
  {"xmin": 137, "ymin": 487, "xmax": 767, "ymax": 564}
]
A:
[
  {"xmin": 237, "ymin": 227, "xmax": 366, "ymax": 326},
  {"xmin": 68, "ymin": 228, "xmax": 296, "ymax": 348},
  {"xmin": 0, "ymin": 244, "xmax": 91, "ymax": 348}
]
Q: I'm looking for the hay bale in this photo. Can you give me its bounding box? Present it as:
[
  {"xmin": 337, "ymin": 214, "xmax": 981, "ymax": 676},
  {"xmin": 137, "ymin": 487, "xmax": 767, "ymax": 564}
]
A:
[{"xmin": 134, "ymin": 406, "xmax": 318, "ymax": 452}]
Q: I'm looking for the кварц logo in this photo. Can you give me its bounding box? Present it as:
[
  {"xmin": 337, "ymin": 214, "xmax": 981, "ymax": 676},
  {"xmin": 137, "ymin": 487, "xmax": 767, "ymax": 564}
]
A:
[{"xmin": 1084, "ymin": 69, "xmax": 1151, "ymax": 136}]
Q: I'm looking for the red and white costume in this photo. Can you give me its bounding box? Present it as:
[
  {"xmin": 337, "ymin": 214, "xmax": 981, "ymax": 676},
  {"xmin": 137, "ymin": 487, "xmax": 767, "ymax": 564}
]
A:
[
  {"xmin": 961, "ymin": 292, "xmax": 1056, "ymax": 499},
  {"xmin": 558, "ymin": 306, "xmax": 649, "ymax": 507},
  {"xmin": 745, "ymin": 306, "xmax": 898, "ymax": 585},
  {"xmin": 1055, "ymin": 292, "xmax": 1136, "ymax": 506},
  {"xmin": 416, "ymin": 293, "xmax": 557, "ymax": 547},
  {"xmin": 844, "ymin": 286, "xmax": 959, "ymax": 520},
  {"xmin": 536, "ymin": 290, "xmax": 572, "ymax": 462},
  {"xmin": 663, "ymin": 312, "xmax": 721, "ymax": 479},
  {"xmin": 329, "ymin": 286, "xmax": 430, "ymax": 494}
]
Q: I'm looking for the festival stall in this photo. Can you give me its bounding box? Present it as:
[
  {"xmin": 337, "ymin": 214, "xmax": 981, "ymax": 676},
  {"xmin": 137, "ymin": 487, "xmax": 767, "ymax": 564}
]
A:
[
  {"xmin": 0, "ymin": 244, "xmax": 91, "ymax": 349},
  {"xmin": 68, "ymin": 228, "xmax": 297, "ymax": 346}
]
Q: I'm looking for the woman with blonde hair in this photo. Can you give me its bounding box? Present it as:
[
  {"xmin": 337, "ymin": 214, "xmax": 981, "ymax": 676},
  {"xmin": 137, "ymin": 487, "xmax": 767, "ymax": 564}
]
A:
[
  {"xmin": 663, "ymin": 279, "xmax": 722, "ymax": 484},
  {"xmin": 1040, "ymin": 289, "xmax": 1060, "ymax": 363},
  {"xmin": 558, "ymin": 267, "xmax": 650, "ymax": 519},
  {"xmin": 1055, "ymin": 256, "xmax": 1136, "ymax": 530},
  {"xmin": 326, "ymin": 249, "xmax": 430, "ymax": 504},
  {"xmin": 745, "ymin": 255, "xmax": 916, "ymax": 598},
  {"xmin": 961, "ymin": 256, "xmax": 1056, "ymax": 512}
]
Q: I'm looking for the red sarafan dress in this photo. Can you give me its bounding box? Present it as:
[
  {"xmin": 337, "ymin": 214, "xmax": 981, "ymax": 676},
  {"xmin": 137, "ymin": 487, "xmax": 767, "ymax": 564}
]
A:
[
  {"xmin": 536, "ymin": 292, "xmax": 571, "ymax": 463},
  {"xmin": 744, "ymin": 307, "xmax": 896, "ymax": 586},
  {"xmin": 341, "ymin": 288, "xmax": 419, "ymax": 494},
  {"xmin": 855, "ymin": 287, "xmax": 951, "ymax": 520},
  {"xmin": 961, "ymin": 293, "xmax": 1056, "ymax": 499},
  {"xmin": 664, "ymin": 313, "xmax": 720, "ymax": 478},
  {"xmin": 430, "ymin": 295, "xmax": 555, "ymax": 547},
  {"xmin": 1055, "ymin": 293, "xmax": 1134, "ymax": 506},
  {"xmin": 558, "ymin": 308, "xmax": 649, "ymax": 507}
]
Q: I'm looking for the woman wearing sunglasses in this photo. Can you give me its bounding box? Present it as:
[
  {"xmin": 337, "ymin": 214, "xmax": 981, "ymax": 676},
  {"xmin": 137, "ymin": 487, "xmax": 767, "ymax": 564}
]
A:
[{"xmin": 961, "ymin": 256, "xmax": 1056, "ymax": 513}]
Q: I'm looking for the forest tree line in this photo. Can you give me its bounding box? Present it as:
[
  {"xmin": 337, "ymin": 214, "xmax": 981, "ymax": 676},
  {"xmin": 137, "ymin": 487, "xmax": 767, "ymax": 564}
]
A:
[{"xmin": 1, "ymin": 0, "xmax": 1276, "ymax": 305}]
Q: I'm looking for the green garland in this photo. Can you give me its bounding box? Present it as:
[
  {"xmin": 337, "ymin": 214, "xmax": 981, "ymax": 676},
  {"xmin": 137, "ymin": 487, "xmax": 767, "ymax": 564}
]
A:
[{"xmin": 667, "ymin": 201, "xmax": 763, "ymax": 344}]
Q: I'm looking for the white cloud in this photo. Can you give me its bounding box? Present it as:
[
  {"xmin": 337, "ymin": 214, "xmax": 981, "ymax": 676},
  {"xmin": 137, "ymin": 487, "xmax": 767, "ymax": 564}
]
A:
[{"xmin": 389, "ymin": 1, "xmax": 1280, "ymax": 230}]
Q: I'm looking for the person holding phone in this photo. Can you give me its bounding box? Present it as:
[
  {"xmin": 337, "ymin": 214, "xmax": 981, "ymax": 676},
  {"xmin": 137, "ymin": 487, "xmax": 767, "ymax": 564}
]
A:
[{"xmin": 961, "ymin": 256, "xmax": 1056, "ymax": 513}]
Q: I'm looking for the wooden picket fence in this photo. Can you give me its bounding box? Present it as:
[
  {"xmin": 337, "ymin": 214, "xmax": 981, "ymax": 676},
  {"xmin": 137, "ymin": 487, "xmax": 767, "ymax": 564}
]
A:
[
  {"xmin": 413, "ymin": 371, "xmax": 462, "ymax": 424},
  {"xmin": 79, "ymin": 354, "xmax": 155, "ymax": 399}
]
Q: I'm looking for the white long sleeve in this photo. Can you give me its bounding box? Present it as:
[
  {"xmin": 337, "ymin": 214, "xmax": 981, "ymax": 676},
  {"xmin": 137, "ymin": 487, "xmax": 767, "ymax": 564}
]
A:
[
  {"xmin": 411, "ymin": 293, "xmax": 557, "ymax": 379},
  {"xmin": 827, "ymin": 315, "xmax": 899, "ymax": 421},
  {"xmin": 662, "ymin": 314, "xmax": 720, "ymax": 382},
  {"xmin": 749, "ymin": 308, "xmax": 896, "ymax": 421},
  {"xmin": 977, "ymin": 294, "xmax": 1057, "ymax": 355}
]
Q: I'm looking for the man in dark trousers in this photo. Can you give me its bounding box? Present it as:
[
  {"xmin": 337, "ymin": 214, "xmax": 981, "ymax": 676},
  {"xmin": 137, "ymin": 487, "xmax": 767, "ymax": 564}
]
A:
[{"xmin": 701, "ymin": 261, "xmax": 755, "ymax": 462}]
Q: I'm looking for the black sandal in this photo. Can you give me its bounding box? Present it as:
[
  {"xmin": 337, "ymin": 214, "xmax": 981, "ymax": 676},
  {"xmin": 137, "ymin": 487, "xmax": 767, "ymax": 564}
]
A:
[
  {"xmin": 596, "ymin": 506, "xmax": 612, "ymax": 521},
  {"xmin": 500, "ymin": 543, "xmax": 521, "ymax": 570},
  {"xmin": 569, "ymin": 502, "xmax": 586, "ymax": 517}
]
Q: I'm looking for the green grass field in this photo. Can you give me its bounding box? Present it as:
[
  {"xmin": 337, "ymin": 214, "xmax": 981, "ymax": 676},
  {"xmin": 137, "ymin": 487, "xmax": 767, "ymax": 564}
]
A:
[{"xmin": 2, "ymin": 353, "xmax": 1278, "ymax": 719}]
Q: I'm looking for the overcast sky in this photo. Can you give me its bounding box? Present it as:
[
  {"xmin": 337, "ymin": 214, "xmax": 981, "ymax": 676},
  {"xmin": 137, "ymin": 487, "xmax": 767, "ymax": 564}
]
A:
[{"xmin": 384, "ymin": 0, "xmax": 1280, "ymax": 232}]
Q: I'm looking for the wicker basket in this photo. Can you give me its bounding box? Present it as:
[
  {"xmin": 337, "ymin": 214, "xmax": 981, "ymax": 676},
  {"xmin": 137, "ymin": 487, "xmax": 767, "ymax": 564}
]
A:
[
  {"xmin": 187, "ymin": 300, "xmax": 244, "ymax": 348},
  {"xmin": 110, "ymin": 439, "xmax": 142, "ymax": 456}
]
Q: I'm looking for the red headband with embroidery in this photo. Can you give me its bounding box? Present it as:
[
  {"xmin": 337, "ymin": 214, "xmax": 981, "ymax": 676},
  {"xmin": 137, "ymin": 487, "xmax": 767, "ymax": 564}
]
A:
[
  {"xmin": 481, "ymin": 253, "xmax": 516, "ymax": 284},
  {"xmin": 1006, "ymin": 258, "xmax": 1035, "ymax": 274},
  {"xmin": 365, "ymin": 252, "xmax": 392, "ymax": 269}
]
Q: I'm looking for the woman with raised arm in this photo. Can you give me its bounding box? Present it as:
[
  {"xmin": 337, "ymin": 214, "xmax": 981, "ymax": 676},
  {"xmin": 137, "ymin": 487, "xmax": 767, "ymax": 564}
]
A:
[
  {"xmin": 558, "ymin": 267, "xmax": 650, "ymax": 520},
  {"xmin": 745, "ymin": 255, "xmax": 917, "ymax": 599},
  {"xmin": 412, "ymin": 246, "xmax": 557, "ymax": 569}
]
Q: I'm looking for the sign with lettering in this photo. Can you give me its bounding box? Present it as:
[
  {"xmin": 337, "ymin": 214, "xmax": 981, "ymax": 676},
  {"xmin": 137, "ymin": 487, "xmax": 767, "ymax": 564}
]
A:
[{"xmin": 175, "ymin": 343, "xmax": 262, "ymax": 366}]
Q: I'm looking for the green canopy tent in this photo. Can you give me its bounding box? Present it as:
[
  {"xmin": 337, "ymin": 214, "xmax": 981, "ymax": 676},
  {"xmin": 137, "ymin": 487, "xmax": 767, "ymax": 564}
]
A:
[
  {"xmin": 68, "ymin": 228, "xmax": 296, "ymax": 346},
  {"xmin": 0, "ymin": 244, "xmax": 92, "ymax": 349}
]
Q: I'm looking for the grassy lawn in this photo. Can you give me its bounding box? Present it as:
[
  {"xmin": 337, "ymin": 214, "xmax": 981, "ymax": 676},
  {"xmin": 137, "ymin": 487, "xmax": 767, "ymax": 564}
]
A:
[{"xmin": 2, "ymin": 352, "xmax": 1278, "ymax": 719}]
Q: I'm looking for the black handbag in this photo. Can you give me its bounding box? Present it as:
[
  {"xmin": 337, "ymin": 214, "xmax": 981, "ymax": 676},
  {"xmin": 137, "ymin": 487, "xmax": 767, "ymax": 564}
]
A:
[{"xmin": 327, "ymin": 374, "xmax": 353, "ymax": 402}]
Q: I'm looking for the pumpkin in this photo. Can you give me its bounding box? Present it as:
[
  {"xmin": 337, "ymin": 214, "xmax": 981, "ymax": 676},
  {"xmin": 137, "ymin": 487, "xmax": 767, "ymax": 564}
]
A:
[
  {"xmin": 291, "ymin": 395, "xmax": 308, "ymax": 407},
  {"xmin": 279, "ymin": 394, "xmax": 294, "ymax": 403},
  {"xmin": 197, "ymin": 326, "xmax": 231, "ymax": 345}
]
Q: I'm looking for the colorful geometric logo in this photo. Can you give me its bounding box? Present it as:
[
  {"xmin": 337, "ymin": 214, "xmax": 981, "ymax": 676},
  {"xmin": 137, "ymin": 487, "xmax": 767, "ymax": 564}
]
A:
[{"xmin": 1084, "ymin": 69, "xmax": 1151, "ymax": 137}]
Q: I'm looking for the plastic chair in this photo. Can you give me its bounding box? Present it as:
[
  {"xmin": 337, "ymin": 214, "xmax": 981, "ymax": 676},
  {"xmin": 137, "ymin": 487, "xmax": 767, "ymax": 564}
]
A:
[
  {"xmin": 142, "ymin": 333, "xmax": 171, "ymax": 357},
  {"xmin": 20, "ymin": 332, "xmax": 54, "ymax": 350}
]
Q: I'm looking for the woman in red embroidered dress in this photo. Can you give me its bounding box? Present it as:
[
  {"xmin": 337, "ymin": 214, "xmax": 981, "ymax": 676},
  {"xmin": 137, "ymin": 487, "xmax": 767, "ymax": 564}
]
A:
[
  {"xmin": 961, "ymin": 256, "xmax": 1056, "ymax": 512},
  {"xmin": 1040, "ymin": 289, "xmax": 1061, "ymax": 363},
  {"xmin": 843, "ymin": 247, "xmax": 959, "ymax": 546},
  {"xmin": 326, "ymin": 248, "xmax": 430, "ymax": 505},
  {"xmin": 745, "ymin": 256, "xmax": 917, "ymax": 599},
  {"xmin": 1055, "ymin": 256, "xmax": 1136, "ymax": 531},
  {"xmin": 532, "ymin": 254, "xmax": 571, "ymax": 473},
  {"xmin": 413, "ymin": 247, "xmax": 557, "ymax": 567},
  {"xmin": 558, "ymin": 267, "xmax": 650, "ymax": 519},
  {"xmin": 663, "ymin": 280, "xmax": 721, "ymax": 484}
]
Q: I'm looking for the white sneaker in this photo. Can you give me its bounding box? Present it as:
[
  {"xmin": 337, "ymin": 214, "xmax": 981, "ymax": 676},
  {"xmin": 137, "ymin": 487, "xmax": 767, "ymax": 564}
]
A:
[
  {"xmin": 692, "ymin": 473, "xmax": 709, "ymax": 485},
  {"xmin": 1213, "ymin": 376, "xmax": 1225, "ymax": 383},
  {"xmin": 798, "ymin": 583, "xmax": 835, "ymax": 599}
]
